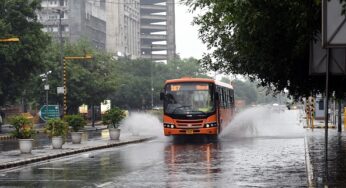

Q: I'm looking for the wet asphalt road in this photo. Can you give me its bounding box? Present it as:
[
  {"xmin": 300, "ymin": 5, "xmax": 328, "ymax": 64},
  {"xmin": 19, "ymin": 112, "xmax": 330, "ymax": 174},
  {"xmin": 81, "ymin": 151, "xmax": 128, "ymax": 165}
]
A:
[
  {"xmin": 0, "ymin": 137, "xmax": 307, "ymax": 187},
  {"xmin": 0, "ymin": 109, "xmax": 308, "ymax": 187}
]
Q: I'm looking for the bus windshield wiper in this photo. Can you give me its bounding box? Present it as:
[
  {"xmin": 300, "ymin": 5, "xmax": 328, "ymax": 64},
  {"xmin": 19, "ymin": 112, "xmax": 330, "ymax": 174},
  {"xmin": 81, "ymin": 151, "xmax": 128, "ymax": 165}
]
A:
[{"xmin": 172, "ymin": 105, "xmax": 191, "ymax": 114}]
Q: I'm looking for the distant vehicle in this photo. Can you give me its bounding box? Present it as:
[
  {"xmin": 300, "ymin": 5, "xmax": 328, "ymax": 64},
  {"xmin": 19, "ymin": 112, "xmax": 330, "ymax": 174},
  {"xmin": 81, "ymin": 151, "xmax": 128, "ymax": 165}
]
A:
[
  {"xmin": 272, "ymin": 103, "xmax": 285, "ymax": 112},
  {"xmin": 160, "ymin": 77, "xmax": 235, "ymax": 138},
  {"xmin": 152, "ymin": 106, "xmax": 162, "ymax": 110}
]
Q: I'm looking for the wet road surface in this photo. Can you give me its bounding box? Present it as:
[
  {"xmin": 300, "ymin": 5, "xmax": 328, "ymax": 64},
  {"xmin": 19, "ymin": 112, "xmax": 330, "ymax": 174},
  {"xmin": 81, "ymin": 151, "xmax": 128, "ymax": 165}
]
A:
[
  {"xmin": 0, "ymin": 136, "xmax": 307, "ymax": 187},
  {"xmin": 0, "ymin": 109, "xmax": 308, "ymax": 187}
]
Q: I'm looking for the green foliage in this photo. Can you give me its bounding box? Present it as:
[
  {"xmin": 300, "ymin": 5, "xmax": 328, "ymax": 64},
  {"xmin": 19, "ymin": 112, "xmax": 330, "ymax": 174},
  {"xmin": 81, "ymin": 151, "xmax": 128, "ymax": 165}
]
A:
[
  {"xmin": 111, "ymin": 58, "xmax": 210, "ymax": 109},
  {"xmin": 231, "ymin": 79, "xmax": 258, "ymax": 105},
  {"xmin": 102, "ymin": 107, "xmax": 126, "ymax": 129},
  {"xmin": 9, "ymin": 115, "xmax": 35, "ymax": 139},
  {"xmin": 63, "ymin": 114, "xmax": 86, "ymax": 132},
  {"xmin": 0, "ymin": 0, "xmax": 50, "ymax": 106},
  {"xmin": 185, "ymin": 0, "xmax": 346, "ymax": 99},
  {"xmin": 44, "ymin": 118, "xmax": 69, "ymax": 137},
  {"xmin": 8, "ymin": 36, "xmax": 210, "ymax": 112}
]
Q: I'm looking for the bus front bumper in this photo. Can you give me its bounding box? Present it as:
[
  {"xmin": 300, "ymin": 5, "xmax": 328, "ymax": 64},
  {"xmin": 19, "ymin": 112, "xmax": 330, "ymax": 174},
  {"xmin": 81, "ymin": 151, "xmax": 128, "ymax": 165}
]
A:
[{"xmin": 164, "ymin": 127, "xmax": 218, "ymax": 136}]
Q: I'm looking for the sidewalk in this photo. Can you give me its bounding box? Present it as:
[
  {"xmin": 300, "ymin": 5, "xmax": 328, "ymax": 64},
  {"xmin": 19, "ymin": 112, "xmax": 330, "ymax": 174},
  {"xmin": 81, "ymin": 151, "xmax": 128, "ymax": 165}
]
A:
[
  {"xmin": 305, "ymin": 129, "xmax": 346, "ymax": 187},
  {"xmin": 0, "ymin": 132, "xmax": 155, "ymax": 170}
]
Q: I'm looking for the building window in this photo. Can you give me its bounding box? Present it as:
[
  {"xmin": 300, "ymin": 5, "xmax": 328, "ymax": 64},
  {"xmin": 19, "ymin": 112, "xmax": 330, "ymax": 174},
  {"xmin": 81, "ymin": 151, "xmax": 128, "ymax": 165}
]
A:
[{"xmin": 319, "ymin": 100, "xmax": 324, "ymax": 110}]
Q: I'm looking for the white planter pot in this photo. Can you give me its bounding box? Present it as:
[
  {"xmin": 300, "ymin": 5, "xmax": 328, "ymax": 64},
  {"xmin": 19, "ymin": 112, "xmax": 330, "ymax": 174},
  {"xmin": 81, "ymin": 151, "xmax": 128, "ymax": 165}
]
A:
[
  {"xmin": 18, "ymin": 139, "xmax": 34, "ymax": 154},
  {"xmin": 71, "ymin": 132, "xmax": 83, "ymax": 144},
  {"xmin": 109, "ymin": 128, "xmax": 120, "ymax": 140},
  {"xmin": 52, "ymin": 136, "xmax": 63, "ymax": 149}
]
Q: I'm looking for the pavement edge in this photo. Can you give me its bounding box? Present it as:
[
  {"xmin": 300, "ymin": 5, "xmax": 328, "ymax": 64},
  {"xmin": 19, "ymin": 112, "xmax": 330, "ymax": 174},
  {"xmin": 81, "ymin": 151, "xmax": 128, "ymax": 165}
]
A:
[
  {"xmin": 305, "ymin": 135, "xmax": 316, "ymax": 187},
  {"xmin": 0, "ymin": 136, "xmax": 156, "ymax": 170}
]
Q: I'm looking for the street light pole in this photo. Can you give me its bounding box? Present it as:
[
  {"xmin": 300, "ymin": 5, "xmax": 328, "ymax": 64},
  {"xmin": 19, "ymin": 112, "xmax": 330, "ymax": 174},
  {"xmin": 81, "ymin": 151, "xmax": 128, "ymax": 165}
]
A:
[
  {"xmin": 45, "ymin": 76, "xmax": 49, "ymax": 118},
  {"xmin": 150, "ymin": 44, "xmax": 154, "ymax": 109},
  {"xmin": 41, "ymin": 71, "xmax": 51, "ymax": 120}
]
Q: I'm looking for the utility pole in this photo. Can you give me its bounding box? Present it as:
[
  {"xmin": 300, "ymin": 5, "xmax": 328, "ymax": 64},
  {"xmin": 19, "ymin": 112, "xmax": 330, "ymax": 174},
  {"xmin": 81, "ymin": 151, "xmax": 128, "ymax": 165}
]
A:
[
  {"xmin": 58, "ymin": 10, "xmax": 64, "ymax": 76},
  {"xmin": 150, "ymin": 44, "xmax": 154, "ymax": 109},
  {"xmin": 45, "ymin": 76, "xmax": 49, "ymax": 118}
]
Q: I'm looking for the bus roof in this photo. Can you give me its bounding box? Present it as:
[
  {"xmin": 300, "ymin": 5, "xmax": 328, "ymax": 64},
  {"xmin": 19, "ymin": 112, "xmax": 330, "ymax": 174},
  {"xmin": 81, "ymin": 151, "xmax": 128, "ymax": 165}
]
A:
[{"xmin": 165, "ymin": 77, "xmax": 233, "ymax": 89}]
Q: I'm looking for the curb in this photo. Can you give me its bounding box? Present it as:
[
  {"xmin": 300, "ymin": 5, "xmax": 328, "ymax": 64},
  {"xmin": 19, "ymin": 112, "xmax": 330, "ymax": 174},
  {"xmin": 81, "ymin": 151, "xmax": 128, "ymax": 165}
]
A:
[
  {"xmin": 305, "ymin": 135, "xmax": 315, "ymax": 187},
  {"xmin": 0, "ymin": 136, "xmax": 156, "ymax": 170},
  {"xmin": 303, "ymin": 125, "xmax": 336, "ymax": 129}
]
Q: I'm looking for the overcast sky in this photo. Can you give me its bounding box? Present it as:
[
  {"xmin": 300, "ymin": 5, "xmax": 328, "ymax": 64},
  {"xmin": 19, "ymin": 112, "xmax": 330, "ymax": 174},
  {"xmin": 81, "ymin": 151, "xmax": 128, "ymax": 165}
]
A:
[{"xmin": 175, "ymin": 2, "xmax": 207, "ymax": 59}]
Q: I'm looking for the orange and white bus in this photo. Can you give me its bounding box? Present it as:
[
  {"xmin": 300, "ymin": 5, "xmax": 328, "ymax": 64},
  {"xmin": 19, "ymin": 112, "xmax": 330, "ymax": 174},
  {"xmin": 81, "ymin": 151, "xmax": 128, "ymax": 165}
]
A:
[{"xmin": 160, "ymin": 77, "xmax": 234, "ymax": 137}]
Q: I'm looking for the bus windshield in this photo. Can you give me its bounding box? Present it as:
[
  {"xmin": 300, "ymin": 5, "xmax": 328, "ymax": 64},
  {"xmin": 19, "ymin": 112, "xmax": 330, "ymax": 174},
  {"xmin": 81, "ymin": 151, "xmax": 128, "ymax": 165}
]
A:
[{"xmin": 164, "ymin": 82, "xmax": 214, "ymax": 115}]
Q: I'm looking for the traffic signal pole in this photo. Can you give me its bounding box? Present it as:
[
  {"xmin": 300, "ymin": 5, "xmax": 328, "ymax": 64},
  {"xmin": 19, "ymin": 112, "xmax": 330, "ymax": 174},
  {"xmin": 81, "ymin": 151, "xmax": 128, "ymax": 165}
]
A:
[{"xmin": 63, "ymin": 55, "xmax": 93, "ymax": 115}]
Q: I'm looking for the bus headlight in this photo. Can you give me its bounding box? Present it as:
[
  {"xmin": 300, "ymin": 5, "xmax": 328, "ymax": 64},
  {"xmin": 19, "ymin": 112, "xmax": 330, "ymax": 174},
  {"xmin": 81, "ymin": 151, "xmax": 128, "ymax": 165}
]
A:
[
  {"xmin": 205, "ymin": 122, "xmax": 217, "ymax": 128},
  {"xmin": 164, "ymin": 123, "xmax": 175, "ymax": 128}
]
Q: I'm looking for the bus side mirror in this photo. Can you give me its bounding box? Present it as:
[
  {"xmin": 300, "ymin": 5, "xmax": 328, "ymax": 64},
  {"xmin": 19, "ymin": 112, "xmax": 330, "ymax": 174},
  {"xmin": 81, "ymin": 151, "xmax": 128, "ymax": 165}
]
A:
[
  {"xmin": 215, "ymin": 92, "xmax": 220, "ymax": 100},
  {"xmin": 160, "ymin": 92, "xmax": 165, "ymax": 100}
]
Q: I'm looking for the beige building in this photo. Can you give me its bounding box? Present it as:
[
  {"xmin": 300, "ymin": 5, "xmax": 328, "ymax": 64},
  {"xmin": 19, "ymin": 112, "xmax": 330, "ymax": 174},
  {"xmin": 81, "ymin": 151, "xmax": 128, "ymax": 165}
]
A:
[{"xmin": 106, "ymin": 0, "xmax": 141, "ymax": 59}]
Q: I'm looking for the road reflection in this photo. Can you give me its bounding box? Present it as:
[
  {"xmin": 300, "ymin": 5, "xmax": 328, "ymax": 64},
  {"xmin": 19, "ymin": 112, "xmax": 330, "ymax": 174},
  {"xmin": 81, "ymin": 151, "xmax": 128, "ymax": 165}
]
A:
[{"xmin": 164, "ymin": 138, "xmax": 221, "ymax": 188}]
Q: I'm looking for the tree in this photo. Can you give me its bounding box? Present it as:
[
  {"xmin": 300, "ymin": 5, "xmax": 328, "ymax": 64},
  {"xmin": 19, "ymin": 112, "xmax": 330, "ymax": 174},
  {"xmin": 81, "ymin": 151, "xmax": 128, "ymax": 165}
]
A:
[
  {"xmin": 24, "ymin": 40, "xmax": 117, "ymax": 114},
  {"xmin": 0, "ymin": 0, "xmax": 50, "ymax": 106},
  {"xmin": 221, "ymin": 78, "xmax": 257, "ymax": 105},
  {"xmin": 110, "ymin": 58, "xmax": 210, "ymax": 109},
  {"xmin": 185, "ymin": 0, "xmax": 346, "ymax": 99}
]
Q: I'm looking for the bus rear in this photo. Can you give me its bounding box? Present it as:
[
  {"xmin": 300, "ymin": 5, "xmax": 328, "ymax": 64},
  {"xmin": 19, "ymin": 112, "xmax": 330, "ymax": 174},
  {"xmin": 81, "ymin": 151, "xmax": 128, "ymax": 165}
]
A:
[{"xmin": 160, "ymin": 78, "xmax": 219, "ymax": 136}]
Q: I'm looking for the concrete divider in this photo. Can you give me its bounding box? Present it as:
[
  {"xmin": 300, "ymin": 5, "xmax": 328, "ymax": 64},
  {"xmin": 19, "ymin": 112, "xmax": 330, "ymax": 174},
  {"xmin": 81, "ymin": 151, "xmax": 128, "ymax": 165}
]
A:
[{"xmin": 0, "ymin": 136, "xmax": 156, "ymax": 170}]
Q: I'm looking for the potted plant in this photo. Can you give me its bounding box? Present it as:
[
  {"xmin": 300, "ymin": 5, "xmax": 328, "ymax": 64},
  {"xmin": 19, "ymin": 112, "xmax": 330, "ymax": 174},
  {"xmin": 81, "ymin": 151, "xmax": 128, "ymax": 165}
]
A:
[
  {"xmin": 9, "ymin": 115, "xmax": 36, "ymax": 154},
  {"xmin": 63, "ymin": 114, "xmax": 86, "ymax": 144},
  {"xmin": 102, "ymin": 107, "xmax": 126, "ymax": 140},
  {"xmin": 44, "ymin": 118, "xmax": 69, "ymax": 149}
]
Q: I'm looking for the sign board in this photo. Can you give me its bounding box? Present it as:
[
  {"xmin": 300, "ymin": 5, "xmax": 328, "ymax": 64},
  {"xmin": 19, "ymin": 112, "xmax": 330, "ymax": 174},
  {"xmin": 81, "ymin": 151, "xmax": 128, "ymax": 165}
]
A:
[
  {"xmin": 38, "ymin": 105, "xmax": 60, "ymax": 121},
  {"xmin": 57, "ymin": 87, "xmax": 64, "ymax": 94},
  {"xmin": 322, "ymin": 0, "xmax": 346, "ymax": 47},
  {"xmin": 44, "ymin": 84, "xmax": 49, "ymax": 90},
  {"xmin": 101, "ymin": 100, "xmax": 111, "ymax": 114},
  {"xmin": 309, "ymin": 34, "xmax": 346, "ymax": 75},
  {"xmin": 79, "ymin": 104, "xmax": 88, "ymax": 114}
]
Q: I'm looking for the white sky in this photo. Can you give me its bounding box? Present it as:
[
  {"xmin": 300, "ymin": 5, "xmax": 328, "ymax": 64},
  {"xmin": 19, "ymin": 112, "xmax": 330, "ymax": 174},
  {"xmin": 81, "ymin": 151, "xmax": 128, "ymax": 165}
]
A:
[
  {"xmin": 175, "ymin": 2, "xmax": 207, "ymax": 59},
  {"xmin": 174, "ymin": 2, "xmax": 233, "ymax": 81}
]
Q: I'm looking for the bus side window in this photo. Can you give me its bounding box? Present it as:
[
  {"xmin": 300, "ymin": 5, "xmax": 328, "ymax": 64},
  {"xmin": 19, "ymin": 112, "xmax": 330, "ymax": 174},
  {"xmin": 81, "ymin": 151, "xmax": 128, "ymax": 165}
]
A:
[
  {"xmin": 224, "ymin": 88, "xmax": 228, "ymax": 108},
  {"xmin": 218, "ymin": 87, "xmax": 223, "ymax": 108}
]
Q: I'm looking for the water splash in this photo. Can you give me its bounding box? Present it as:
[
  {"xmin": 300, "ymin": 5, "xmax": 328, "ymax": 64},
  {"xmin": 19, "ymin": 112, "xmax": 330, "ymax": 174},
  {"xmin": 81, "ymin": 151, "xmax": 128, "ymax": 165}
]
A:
[
  {"xmin": 220, "ymin": 106, "xmax": 304, "ymax": 139},
  {"xmin": 120, "ymin": 112, "xmax": 166, "ymax": 138}
]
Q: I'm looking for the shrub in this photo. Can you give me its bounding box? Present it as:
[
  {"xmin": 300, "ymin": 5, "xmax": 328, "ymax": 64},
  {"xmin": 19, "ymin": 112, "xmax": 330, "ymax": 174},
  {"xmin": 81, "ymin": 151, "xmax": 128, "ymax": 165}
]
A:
[
  {"xmin": 63, "ymin": 114, "xmax": 86, "ymax": 132},
  {"xmin": 102, "ymin": 107, "xmax": 126, "ymax": 129},
  {"xmin": 44, "ymin": 118, "xmax": 69, "ymax": 137},
  {"xmin": 9, "ymin": 115, "xmax": 35, "ymax": 139}
]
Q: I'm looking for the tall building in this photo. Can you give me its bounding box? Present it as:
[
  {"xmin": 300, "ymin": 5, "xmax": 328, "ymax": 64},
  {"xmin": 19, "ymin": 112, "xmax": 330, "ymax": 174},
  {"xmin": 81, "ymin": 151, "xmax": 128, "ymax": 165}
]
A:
[
  {"xmin": 106, "ymin": 0, "xmax": 141, "ymax": 59},
  {"xmin": 140, "ymin": 0, "xmax": 176, "ymax": 61},
  {"xmin": 38, "ymin": 0, "xmax": 175, "ymax": 61},
  {"xmin": 39, "ymin": 0, "xmax": 107, "ymax": 50}
]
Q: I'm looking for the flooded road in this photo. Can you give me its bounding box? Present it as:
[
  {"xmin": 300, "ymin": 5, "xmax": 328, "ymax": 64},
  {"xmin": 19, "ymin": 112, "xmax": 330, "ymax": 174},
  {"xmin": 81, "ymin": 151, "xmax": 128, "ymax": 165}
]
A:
[
  {"xmin": 0, "ymin": 109, "xmax": 308, "ymax": 187},
  {"xmin": 0, "ymin": 137, "xmax": 306, "ymax": 187}
]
